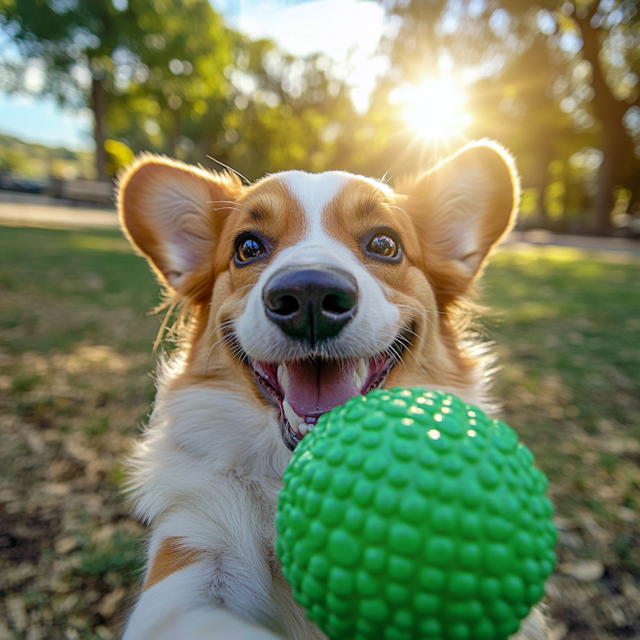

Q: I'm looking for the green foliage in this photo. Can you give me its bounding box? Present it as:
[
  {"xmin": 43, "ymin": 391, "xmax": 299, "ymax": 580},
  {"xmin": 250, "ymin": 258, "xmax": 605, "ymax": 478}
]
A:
[
  {"xmin": 78, "ymin": 530, "xmax": 143, "ymax": 578},
  {"xmin": 11, "ymin": 373, "xmax": 41, "ymax": 393},
  {"xmin": 0, "ymin": 132, "xmax": 93, "ymax": 178},
  {"xmin": 0, "ymin": 0, "xmax": 369, "ymax": 181}
]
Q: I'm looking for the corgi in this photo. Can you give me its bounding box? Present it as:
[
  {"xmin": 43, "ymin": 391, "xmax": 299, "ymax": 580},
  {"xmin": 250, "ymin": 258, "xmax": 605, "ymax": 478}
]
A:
[{"xmin": 117, "ymin": 141, "xmax": 546, "ymax": 640}]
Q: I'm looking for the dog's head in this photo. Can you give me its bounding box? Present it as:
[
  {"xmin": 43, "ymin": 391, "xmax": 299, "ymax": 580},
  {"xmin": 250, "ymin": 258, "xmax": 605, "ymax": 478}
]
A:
[{"xmin": 118, "ymin": 142, "xmax": 517, "ymax": 452}]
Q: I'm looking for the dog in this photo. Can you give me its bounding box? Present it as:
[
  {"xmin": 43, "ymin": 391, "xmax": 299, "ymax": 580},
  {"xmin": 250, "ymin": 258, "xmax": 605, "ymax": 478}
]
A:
[{"xmin": 117, "ymin": 140, "xmax": 546, "ymax": 639}]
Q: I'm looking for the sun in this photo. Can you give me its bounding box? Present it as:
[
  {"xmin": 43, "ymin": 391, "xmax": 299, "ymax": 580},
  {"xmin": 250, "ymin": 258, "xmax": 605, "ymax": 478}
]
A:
[{"xmin": 393, "ymin": 77, "xmax": 472, "ymax": 142}]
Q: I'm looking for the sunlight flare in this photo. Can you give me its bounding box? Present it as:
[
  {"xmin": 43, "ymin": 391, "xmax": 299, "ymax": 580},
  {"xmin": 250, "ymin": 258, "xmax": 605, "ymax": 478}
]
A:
[{"xmin": 393, "ymin": 77, "xmax": 472, "ymax": 142}]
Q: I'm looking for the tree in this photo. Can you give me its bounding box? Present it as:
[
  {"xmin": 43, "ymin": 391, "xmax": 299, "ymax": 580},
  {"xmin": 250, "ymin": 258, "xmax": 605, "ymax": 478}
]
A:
[
  {"xmin": 0, "ymin": 0, "xmax": 232, "ymax": 180},
  {"xmin": 381, "ymin": 0, "xmax": 640, "ymax": 234},
  {"xmin": 111, "ymin": 0, "xmax": 233, "ymax": 160},
  {"xmin": 572, "ymin": 1, "xmax": 640, "ymax": 232}
]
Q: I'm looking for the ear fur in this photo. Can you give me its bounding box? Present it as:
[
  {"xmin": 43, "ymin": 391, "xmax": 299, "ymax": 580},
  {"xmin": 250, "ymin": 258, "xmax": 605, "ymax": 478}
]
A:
[
  {"xmin": 396, "ymin": 140, "xmax": 519, "ymax": 305},
  {"xmin": 117, "ymin": 155, "xmax": 242, "ymax": 300}
]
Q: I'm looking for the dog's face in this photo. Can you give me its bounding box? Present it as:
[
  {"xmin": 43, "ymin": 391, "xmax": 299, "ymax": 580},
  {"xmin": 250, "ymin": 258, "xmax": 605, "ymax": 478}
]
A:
[{"xmin": 119, "ymin": 143, "xmax": 517, "ymax": 453}]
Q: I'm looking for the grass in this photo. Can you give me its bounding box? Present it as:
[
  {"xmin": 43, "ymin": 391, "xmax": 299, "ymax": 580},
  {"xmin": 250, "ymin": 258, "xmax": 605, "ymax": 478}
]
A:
[
  {"xmin": 0, "ymin": 226, "xmax": 638, "ymax": 639},
  {"xmin": 483, "ymin": 246, "xmax": 640, "ymax": 639},
  {"xmin": 484, "ymin": 247, "xmax": 640, "ymax": 493}
]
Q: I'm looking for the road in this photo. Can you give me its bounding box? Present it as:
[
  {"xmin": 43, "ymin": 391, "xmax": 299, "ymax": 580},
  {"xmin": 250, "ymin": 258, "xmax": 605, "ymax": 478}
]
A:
[{"xmin": 0, "ymin": 197, "xmax": 119, "ymax": 231}]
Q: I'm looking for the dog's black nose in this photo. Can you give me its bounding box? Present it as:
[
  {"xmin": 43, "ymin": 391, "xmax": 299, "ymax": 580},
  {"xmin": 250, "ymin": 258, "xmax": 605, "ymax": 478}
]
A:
[{"xmin": 263, "ymin": 266, "xmax": 358, "ymax": 343}]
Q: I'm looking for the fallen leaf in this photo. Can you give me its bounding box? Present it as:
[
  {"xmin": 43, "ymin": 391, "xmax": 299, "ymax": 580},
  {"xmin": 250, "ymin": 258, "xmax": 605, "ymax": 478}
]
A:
[
  {"xmin": 6, "ymin": 597, "xmax": 28, "ymax": 633},
  {"xmin": 559, "ymin": 560, "xmax": 605, "ymax": 582},
  {"xmin": 95, "ymin": 626, "xmax": 114, "ymax": 640},
  {"xmin": 98, "ymin": 587, "xmax": 126, "ymax": 620},
  {"xmin": 616, "ymin": 506, "xmax": 638, "ymax": 523},
  {"xmin": 26, "ymin": 624, "xmax": 44, "ymax": 640},
  {"xmin": 547, "ymin": 621, "xmax": 568, "ymax": 640},
  {"xmin": 55, "ymin": 536, "xmax": 79, "ymax": 555}
]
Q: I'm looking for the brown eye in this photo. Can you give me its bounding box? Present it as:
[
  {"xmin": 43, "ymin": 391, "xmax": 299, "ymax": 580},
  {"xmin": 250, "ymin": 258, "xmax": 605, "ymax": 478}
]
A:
[
  {"xmin": 367, "ymin": 233, "xmax": 399, "ymax": 259},
  {"xmin": 236, "ymin": 236, "xmax": 265, "ymax": 263}
]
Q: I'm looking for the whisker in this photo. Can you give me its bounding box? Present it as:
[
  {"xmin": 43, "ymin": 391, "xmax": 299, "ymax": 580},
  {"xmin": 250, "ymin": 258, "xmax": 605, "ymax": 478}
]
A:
[
  {"xmin": 396, "ymin": 305, "xmax": 438, "ymax": 336},
  {"xmin": 387, "ymin": 204, "xmax": 412, "ymax": 223},
  {"xmin": 202, "ymin": 319, "xmax": 237, "ymax": 374},
  {"xmin": 208, "ymin": 200, "xmax": 249, "ymax": 206},
  {"xmin": 396, "ymin": 331, "xmax": 425, "ymax": 364},
  {"xmin": 206, "ymin": 155, "xmax": 250, "ymax": 185},
  {"xmin": 388, "ymin": 343, "xmax": 409, "ymax": 373},
  {"xmin": 207, "ymin": 200, "xmax": 252, "ymax": 211},
  {"xmin": 212, "ymin": 206, "xmax": 250, "ymax": 214},
  {"xmin": 207, "ymin": 318, "xmax": 236, "ymax": 340},
  {"xmin": 202, "ymin": 335, "xmax": 229, "ymax": 374},
  {"xmin": 396, "ymin": 303, "xmax": 432, "ymax": 322}
]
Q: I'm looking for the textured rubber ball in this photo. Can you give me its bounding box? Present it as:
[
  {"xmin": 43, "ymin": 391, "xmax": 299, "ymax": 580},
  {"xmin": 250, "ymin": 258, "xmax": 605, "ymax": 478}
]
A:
[{"xmin": 276, "ymin": 388, "xmax": 557, "ymax": 640}]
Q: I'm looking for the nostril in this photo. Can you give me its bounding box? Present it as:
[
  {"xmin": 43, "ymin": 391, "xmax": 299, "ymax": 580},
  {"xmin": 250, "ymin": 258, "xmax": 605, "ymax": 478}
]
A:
[
  {"xmin": 274, "ymin": 294, "xmax": 300, "ymax": 316},
  {"xmin": 322, "ymin": 293, "xmax": 353, "ymax": 315}
]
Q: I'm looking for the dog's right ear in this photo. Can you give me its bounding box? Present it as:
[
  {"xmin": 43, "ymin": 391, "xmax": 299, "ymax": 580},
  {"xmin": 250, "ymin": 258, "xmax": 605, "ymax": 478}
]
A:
[{"xmin": 118, "ymin": 155, "xmax": 242, "ymax": 298}]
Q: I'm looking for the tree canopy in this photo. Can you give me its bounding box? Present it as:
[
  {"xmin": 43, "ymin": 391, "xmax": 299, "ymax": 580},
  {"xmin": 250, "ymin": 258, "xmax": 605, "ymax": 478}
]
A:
[{"xmin": 381, "ymin": 0, "xmax": 640, "ymax": 232}]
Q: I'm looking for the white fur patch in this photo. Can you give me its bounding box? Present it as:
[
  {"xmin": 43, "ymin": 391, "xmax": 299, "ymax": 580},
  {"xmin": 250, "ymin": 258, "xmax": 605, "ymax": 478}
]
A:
[
  {"xmin": 283, "ymin": 171, "xmax": 350, "ymax": 240},
  {"xmin": 127, "ymin": 383, "xmax": 290, "ymax": 527}
]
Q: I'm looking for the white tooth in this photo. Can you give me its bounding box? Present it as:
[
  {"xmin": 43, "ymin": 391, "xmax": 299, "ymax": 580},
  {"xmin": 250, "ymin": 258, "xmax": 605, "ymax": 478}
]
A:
[
  {"xmin": 283, "ymin": 400, "xmax": 303, "ymax": 432},
  {"xmin": 299, "ymin": 422, "xmax": 309, "ymax": 436},
  {"xmin": 277, "ymin": 364, "xmax": 290, "ymax": 392},
  {"xmin": 357, "ymin": 358, "xmax": 368, "ymax": 381},
  {"xmin": 353, "ymin": 372, "xmax": 363, "ymax": 390}
]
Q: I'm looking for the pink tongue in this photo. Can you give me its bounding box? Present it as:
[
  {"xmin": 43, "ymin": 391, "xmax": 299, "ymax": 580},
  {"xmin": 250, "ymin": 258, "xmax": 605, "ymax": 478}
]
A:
[{"xmin": 285, "ymin": 360, "xmax": 361, "ymax": 417}]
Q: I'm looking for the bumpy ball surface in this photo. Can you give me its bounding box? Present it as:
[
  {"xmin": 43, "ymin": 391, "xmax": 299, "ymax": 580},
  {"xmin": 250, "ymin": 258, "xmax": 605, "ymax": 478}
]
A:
[{"xmin": 276, "ymin": 388, "xmax": 556, "ymax": 640}]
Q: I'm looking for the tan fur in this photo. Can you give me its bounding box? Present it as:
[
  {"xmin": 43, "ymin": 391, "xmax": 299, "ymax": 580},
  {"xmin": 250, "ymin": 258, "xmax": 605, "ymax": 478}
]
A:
[{"xmin": 145, "ymin": 537, "xmax": 204, "ymax": 590}]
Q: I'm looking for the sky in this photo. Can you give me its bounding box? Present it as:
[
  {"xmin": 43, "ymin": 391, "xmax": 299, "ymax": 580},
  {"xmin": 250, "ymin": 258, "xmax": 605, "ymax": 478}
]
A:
[{"xmin": 0, "ymin": 0, "xmax": 387, "ymax": 151}]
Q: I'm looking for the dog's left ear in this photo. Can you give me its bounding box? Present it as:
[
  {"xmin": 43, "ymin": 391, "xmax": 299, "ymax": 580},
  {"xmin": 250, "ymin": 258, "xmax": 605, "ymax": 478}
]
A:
[
  {"xmin": 396, "ymin": 140, "xmax": 519, "ymax": 304},
  {"xmin": 118, "ymin": 155, "xmax": 242, "ymax": 300}
]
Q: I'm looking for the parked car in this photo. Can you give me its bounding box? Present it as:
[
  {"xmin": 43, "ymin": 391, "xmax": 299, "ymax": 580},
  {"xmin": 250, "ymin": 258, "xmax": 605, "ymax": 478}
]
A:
[{"xmin": 0, "ymin": 174, "xmax": 48, "ymax": 194}]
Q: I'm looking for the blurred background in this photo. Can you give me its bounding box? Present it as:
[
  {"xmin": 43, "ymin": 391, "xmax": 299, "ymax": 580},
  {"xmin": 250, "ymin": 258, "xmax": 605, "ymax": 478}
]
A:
[
  {"xmin": 0, "ymin": 1, "xmax": 639, "ymax": 639},
  {"xmin": 0, "ymin": 0, "xmax": 639, "ymax": 234}
]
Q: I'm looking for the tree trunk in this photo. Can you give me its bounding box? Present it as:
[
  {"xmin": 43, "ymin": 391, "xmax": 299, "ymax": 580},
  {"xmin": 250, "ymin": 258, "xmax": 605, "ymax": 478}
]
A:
[
  {"xmin": 592, "ymin": 115, "xmax": 626, "ymax": 235},
  {"xmin": 92, "ymin": 75, "xmax": 107, "ymax": 181},
  {"xmin": 575, "ymin": 8, "xmax": 632, "ymax": 235},
  {"xmin": 169, "ymin": 110, "xmax": 181, "ymax": 157},
  {"xmin": 533, "ymin": 131, "xmax": 554, "ymax": 228}
]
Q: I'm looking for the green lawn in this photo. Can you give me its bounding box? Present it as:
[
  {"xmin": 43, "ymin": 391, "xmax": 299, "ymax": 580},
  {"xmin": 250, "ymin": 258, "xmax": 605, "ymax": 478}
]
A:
[{"xmin": 0, "ymin": 227, "xmax": 638, "ymax": 639}]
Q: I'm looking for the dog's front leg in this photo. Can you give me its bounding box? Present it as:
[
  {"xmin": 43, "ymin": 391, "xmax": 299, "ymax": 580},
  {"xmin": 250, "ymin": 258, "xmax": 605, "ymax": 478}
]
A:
[{"xmin": 123, "ymin": 564, "xmax": 282, "ymax": 640}]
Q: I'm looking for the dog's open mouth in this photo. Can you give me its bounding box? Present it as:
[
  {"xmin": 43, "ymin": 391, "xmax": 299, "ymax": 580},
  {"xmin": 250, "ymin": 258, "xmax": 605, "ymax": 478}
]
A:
[{"xmin": 250, "ymin": 332, "xmax": 410, "ymax": 451}]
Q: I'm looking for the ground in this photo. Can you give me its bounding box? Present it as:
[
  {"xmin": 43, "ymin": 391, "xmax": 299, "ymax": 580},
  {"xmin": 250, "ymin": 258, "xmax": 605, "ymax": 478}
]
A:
[{"xmin": 0, "ymin": 226, "xmax": 638, "ymax": 640}]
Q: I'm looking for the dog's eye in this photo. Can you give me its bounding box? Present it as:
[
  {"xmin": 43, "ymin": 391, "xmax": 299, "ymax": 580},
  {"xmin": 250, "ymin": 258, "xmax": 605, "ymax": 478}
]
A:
[
  {"xmin": 236, "ymin": 236, "xmax": 265, "ymax": 263},
  {"xmin": 367, "ymin": 233, "xmax": 399, "ymax": 259}
]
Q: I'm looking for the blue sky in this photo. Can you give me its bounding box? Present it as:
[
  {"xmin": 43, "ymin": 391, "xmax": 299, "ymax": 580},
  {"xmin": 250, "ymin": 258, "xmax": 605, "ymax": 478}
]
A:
[
  {"xmin": 0, "ymin": 0, "xmax": 386, "ymax": 151},
  {"xmin": 0, "ymin": 93, "xmax": 95, "ymax": 150}
]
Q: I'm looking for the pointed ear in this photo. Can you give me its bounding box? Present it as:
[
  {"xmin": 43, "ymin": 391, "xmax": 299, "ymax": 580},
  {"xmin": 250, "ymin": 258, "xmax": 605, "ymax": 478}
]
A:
[
  {"xmin": 117, "ymin": 155, "xmax": 242, "ymax": 298},
  {"xmin": 397, "ymin": 140, "xmax": 519, "ymax": 304}
]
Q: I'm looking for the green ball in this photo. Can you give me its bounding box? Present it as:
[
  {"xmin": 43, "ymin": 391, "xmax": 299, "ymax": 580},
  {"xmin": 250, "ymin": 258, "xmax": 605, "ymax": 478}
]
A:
[{"xmin": 276, "ymin": 388, "xmax": 556, "ymax": 640}]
